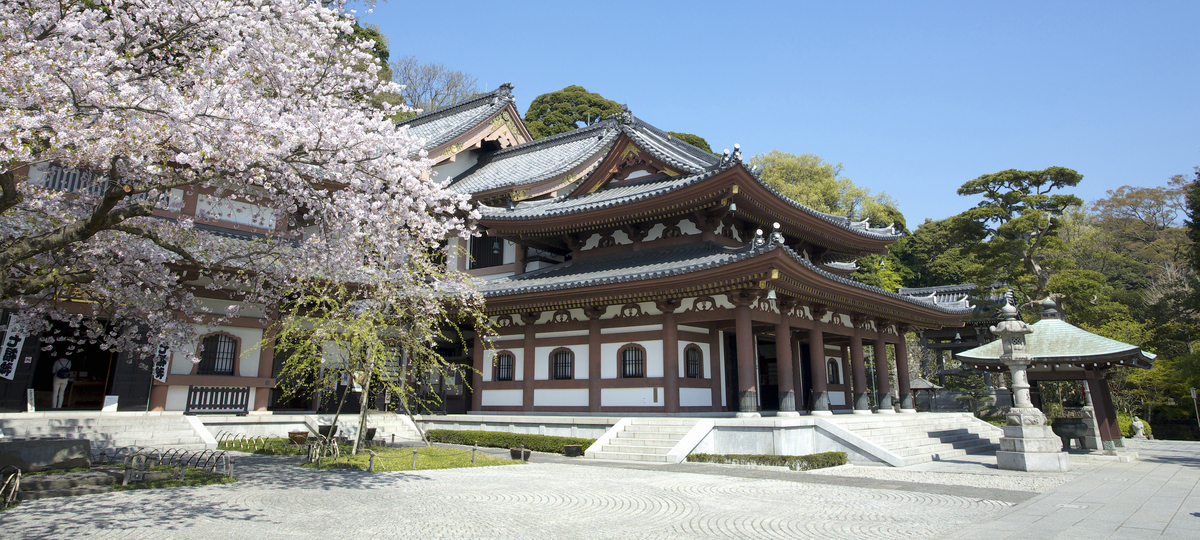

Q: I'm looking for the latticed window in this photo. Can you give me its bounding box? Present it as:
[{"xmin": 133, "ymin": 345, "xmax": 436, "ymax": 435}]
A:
[
  {"xmin": 827, "ymin": 359, "xmax": 840, "ymax": 385},
  {"xmin": 197, "ymin": 334, "xmax": 236, "ymax": 376},
  {"xmin": 685, "ymin": 346, "xmax": 701, "ymax": 378},
  {"xmin": 553, "ymin": 349, "xmax": 573, "ymax": 380},
  {"xmin": 621, "ymin": 345, "xmax": 644, "ymax": 378},
  {"xmin": 470, "ymin": 232, "xmax": 504, "ymax": 269},
  {"xmin": 495, "ymin": 352, "xmax": 514, "ymax": 381}
]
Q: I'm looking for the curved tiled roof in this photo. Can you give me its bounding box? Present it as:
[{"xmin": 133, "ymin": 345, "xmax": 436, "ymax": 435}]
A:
[
  {"xmin": 482, "ymin": 237, "xmax": 974, "ymax": 316},
  {"xmin": 447, "ymin": 121, "xmax": 620, "ymax": 195},
  {"xmin": 957, "ymin": 318, "xmax": 1156, "ymax": 366},
  {"xmin": 740, "ymin": 166, "xmax": 901, "ymax": 240},
  {"xmin": 399, "ymin": 84, "xmax": 518, "ymax": 151}
]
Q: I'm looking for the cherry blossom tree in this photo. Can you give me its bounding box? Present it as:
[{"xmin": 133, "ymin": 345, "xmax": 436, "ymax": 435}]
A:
[{"xmin": 1, "ymin": 0, "xmax": 479, "ymax": 362}]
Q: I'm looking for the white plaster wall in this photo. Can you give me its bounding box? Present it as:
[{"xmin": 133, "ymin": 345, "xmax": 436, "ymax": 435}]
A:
[
  {"xmin": 719, "ymin": 331, "xmax": 727, "ymax": 407},
  {"xmin": 638, "ymin": 302, "xmax": 662, "ymax": 316},
  {"xmin": 165, "ymin": 385, "xmax": 189, "ymax": 410},
  {"xmin": 502, "ymin": 240, "xmax": 516, "ymax": 265},
  {"xmin": 196, "ymin": 194, "xmax": 276, "ymax": 230},
  {"xmin": 678, "ymin": 219, "xmax": 701, "ymax": 235},
  {"xmin": 573, "ymin": 345, "xmax": 589, "ymax": 380},
  {"xmin": 610, "ymin": 230, "xmax": 632, "ymax": 245},
  {"xmin": 644, "ymin": 223, "xmax": 666, "ymax": 242},
  {"xmin": 582, "ymin": 233, "xmax": 602, "ymax": 250},
  {"xmin": 600, "ymin": 324, "xmax": 662, "ymax": 334},
  {"xmin": 601, "ymin": 387, "xmax": 663, "ymax": 407},
  {"xmin": 536, "ymin": 330, "xmax": 587, "ymax": 339},
  {"xmin": 483, "ymin": 345, "xmax": 524, "ymax": 382},
  {"xmin": 533, "ymin": 344, "xmax": 587, "ymax": 380},
  {"xmin": 599, "ymin": 341, "xmax": 661, "ymax": 378},
  {"xmin": 711, "ymin": 294, "xmax": 735, "ymax": 309},
  {"xmin": 680, "ymin": 388, "xmax": 712, "ymax": 407},
  {"xmin": 677, "ymin": 342, "xmax": 712, "ymax": 379},
  {"xmin": 480, "ymin": 389, "xmax": 523, "ymax": 407},
  {"xmin": 170, "ymin": 324, "xmax": 263, "ymax": 377},
  {"xmin": 431, "ymin": 150, "xmax": 480, "ymax": 180},
  {"xmin": 534, "ymin": 388, "xmax": 589, "ymax": 407}
]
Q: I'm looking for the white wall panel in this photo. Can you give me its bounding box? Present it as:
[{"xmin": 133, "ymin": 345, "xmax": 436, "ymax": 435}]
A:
[
  {"xmin": 481, "ymin": 389, "xmax": 523, "ymax": 407},
  {"xmin": 601, "ymin": 387, "xmax": 663, "ymax": 407},
  {"xmin": 680, "ymin": 388, "xmax": 712, "ymax": 407},
  {"xmin": 534, "ymin": 388, "xmax": 589, "ymax": 407}
]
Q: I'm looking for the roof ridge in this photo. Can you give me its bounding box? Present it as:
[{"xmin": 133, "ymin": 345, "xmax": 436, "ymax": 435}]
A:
[
  {"xmin": 397, "ymin": 83, "xmax": 514, "ymax": 129},
  {"xmin": 484, "ymin": 118, "xmax": 618, "ymax": 161},
  {"xmin": 742, "ymin": 166, "xmax": 903, "ymax": 241}
]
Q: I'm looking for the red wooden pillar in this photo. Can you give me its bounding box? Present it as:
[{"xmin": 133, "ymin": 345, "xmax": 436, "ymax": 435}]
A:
[
  {"xmin": 586, "ymin": 306, "xmax": 603, "ymax": 412},
  {"xmin": 521, "ymin": 312, "xmax": 537, "ymax": 412},
  {"xmin": 661, "ymin": 303, "xmax": 680, "ymax": 414},
  {"xmin": 895, "ymin": 329, "xmax": 915, "ymax": 412},
  {"xmin": 850, "ymin": 334, "xmax": 870, "ymax": 413},
  {"xmin": 735, "ymin": 303, "xmax": 758, "ymax": 416},
  {"xmin": 471, "ymin": 331, "xmax": 483, "ymax": 412},
  {"xmin": 776, "ymin": 320, "xmax": 796, "ymax": 415},
  {"xmin": 808, "ymin": 328, "xmax": 829, "ymax": 414},
  {"xmin": 872, "ymin": 329, "xmax": 893, "ymax": 413}
]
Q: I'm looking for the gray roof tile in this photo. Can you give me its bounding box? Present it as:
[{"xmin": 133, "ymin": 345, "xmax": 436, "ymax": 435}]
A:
[
  {"xmin": 448, "ymin": 122, "xmax": 620, "ymax": 195},
  {"xmin": 399, "ymin": 84, "xmax": 517, "ymax": 151}
]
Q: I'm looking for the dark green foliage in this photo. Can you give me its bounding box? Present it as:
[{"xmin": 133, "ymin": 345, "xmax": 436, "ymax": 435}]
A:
[
  {"xmin": 956, "ymin": 167, "xmax": 1085, "ymax": 302},
  {"xmin": 218, "ymin": 438, "xmax": 307, "ymax": 455},
  {"xmin": 890, "ymin": 217, "xmax": 985, "ymax": 288},
  {"xmin": 425, "ymin": 429, "xmax": 597, "ymax": 455},
  {"xmin": 685, "ymin": 452, "xmax": 847, "ymax": 470},
  {"xmin": 945, "ymin": 372, "xmax": 994, "ymax": 413},
  {"xmin": 666, "ymin": 132, "xmax": 715, "ymax": 154},
  {"xmin": 111, "ymin": 466, "xmax": 236, "ymax": 491},
  {"xmin": 524, "ymin": 86, "xmax": 623, "ymax": 139},
  {"xmin": 1116, "ymin": 414, "xmax": 1154, "ymax": 438}
]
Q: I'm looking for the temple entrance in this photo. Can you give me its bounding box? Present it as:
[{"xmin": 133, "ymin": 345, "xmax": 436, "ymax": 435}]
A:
[
  {"xmin": 756, "ymin": 337, "xmax": 778, "ymax": 411},
  {"xmin": 31, "ymin": 321, "xmax": 118, "ymax": 410}
]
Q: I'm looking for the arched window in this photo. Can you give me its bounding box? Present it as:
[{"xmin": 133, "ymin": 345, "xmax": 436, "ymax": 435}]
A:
[
  {"xmin": 620, "ymin": 344, "xmax": 645, "ymax": 378},
  {"xmin": 685, "ymin": 345, "xmax": 702, "ymax": 379},
  {"xmin": 827, "ymin": 358, "xmax": 840, "ymax": 385},
  {"xmin": 552, "ymin": 348, "xmax": 574, "ymax": 380},
  {"xmin": 494, "ymin": 351, "xmax": 515, "ymax": 381},
  {"xmin": 197, "ymin": 334, "xmax": 237, "ymax": 376}
]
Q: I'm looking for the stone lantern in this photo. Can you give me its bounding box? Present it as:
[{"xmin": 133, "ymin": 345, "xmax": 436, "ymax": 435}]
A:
[{"xmin": 992, "ymin": 303, "xmax": 1070, "ymax": 472}]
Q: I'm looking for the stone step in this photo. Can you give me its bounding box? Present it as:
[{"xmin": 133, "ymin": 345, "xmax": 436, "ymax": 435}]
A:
[
  {"xmin": 589, "ymin": 451, "xmax": 671, "ymax": 463},
  {"xmin": 17, "ymin": 485, "xmax": 113, "ymax": 501},
  {"xmin": 894, "ymin": 437, "xmax": 999, "ymax": 458},
  {"xmin": 621, "ymin": 425, "xmax": 693, "ymax": 435},
  {"xmin": 901, "ymin": 443, "xmax": 1000, "ymax": 467},
  {"xmin": 616, "ymin": 430, "xmax": 689, "ymax": 440},
  {"xmin": 629, "ymin": 418, "xmax": 697, "ymax": 426},
  {"xmin": 602, "ymin": 445, "xmax": 671, "ymax": 455},
  {"xmin": 869, "ymin": 430, "xmax": 994, "ymax": 446},
  {"xmin": 609, "ymin": 436, "xmax": 679, "ymax": 447}
]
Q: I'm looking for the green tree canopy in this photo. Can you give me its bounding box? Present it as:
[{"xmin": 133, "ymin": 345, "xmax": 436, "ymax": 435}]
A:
[
  {"xmin": 667, "ymin": 131, "xmax": 715, "ymax": 154},
  {"xmin": 524, "ymin": 85, "xmax": 622, "ymax": 139},
  {"xmin": 955, "ymin": 166, "xmax": 1084, "ymax": 302},
  {"xmin": 748, "ymin": 150, "xmax": 899, "ymax": 225},
  {"xmin": 890, "ymin": 217, "xmax": 986, "ymax": 288}
]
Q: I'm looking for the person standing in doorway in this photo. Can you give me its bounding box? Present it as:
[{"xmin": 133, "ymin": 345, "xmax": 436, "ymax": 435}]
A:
[{"xmin": 52, "ymin": 357, "xmax": 71, "ymax": 408}]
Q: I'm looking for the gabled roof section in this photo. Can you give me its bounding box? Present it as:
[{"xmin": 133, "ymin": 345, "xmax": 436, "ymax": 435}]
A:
[
  {"xmin": 447, "ymin": 120, "xmax": 620, "ymax": 196},
  {"xmin": 481, "ymin": 235, "xmax": 973, "ymax": 326},
  {"xmin": 957, "ymin": 318, "xmax": 1155, "ymax": 368},
  {"xmin": 399, "ymin": 83, "xmax": 531, "ymax": 155}
]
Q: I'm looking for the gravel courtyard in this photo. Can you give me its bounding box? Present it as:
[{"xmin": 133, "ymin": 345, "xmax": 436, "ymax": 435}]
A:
[{"xmin": 1, "ymin": 452, "xmax": 1034, "ymax": 540}]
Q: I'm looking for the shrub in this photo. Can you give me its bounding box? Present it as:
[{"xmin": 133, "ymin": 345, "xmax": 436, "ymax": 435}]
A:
[
  {"xmin": 425, "ymin": 429, "xmax": 597, "ymax": 455},
  {"xmin": 1117, "ymin": 414, "xmax": 1153, "ymax": 439},
  {"xmin": 686, "ymin": 451, "xmax": 846, "ymax": 471}
]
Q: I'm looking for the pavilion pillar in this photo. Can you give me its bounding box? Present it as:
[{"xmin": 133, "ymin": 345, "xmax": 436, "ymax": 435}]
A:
[
  {"xmin": 658, "ymin": 299, "xmax": 681, "ymax": 414},
  {"xmin": 1081, "ymin": 378, "xmax": 1104, "ymax": 450},
  {"xmin": 849, "ymin": 334, "xmax": 871, "ymax": 414},
  {"xmin": 1087, "ymin": 374, "xmax": 1122, "ymax": 450},
  {"xmin": 872, "ymin": 328, "xmax": 893, "ymax": 414},
  {"xmin": 513, "ymin": 244, "xmax": 526, "ymax": 275},
  {"xmin": 776, "ymin": 320, "xmax": 797, "ymax": 416},
  {"xmin": 586, "ymin": 306, "xmax": 604, "ymax": 413},
  {"xmin": 471, "ymin": 331, "xmax": 484, "ymax": 412},
  {"xmin": 895, "ymin": 330, "xmax": 915, "ymax": 413},
  {"xmin": 841, "ymin": 344, "xmax": 852, "ymax": 409},
  {"xmin": 521, "ymin": 312, "xmax": 537, "ymax": 412},
  {"xmin": 808, "ymin": 329, "xmax": 831, "ymax": 415},
  {"xmin": 734, "ymin": 303, "xmax": 759, "ymax": 417}
]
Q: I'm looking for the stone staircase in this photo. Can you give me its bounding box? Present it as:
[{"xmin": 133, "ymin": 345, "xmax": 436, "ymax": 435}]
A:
[
  {"xmin": 0, "ymin": 413, "xmax": 210, "ymax": 451},
  {"xmin": 832, "ymin": 413, "xmax": 1002, "ymax": 467},
  {"xmin": 587, "ymin": 418, "xmax": 700, "ymax": 463}
]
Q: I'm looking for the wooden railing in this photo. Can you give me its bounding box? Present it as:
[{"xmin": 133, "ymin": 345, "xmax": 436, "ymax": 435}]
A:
[{"xmin": 185, "ymin": 386, "xmax": 250, "ymax": 415}]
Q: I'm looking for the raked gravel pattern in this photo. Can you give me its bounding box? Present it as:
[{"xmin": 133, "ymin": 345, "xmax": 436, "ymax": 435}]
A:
[
  {"xmin": 807, "ymin": 463, "xmax": 1089, "ymax": 492},
  {"xmin": 4, "ymin": 454, "xmax": 1014, "ymax": 540}
]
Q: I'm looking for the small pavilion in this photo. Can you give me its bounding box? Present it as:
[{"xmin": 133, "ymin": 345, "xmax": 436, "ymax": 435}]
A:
[{"xmin": 957, "ymin": 299, "xmax": 1154, "ymax": 456}]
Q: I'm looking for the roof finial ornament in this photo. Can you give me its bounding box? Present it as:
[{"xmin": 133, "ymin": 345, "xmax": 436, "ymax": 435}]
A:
[
  {"xmin": 620, "ymin": 104, "xmax": 633, "ymax": 124},
  {"xmin": 498, "ymin": 82, "xmax": 513, "ymax": 97},
  {"xmin": 770, "ymin": 222, "xmax": 785, "ymax": 246},
  {"xmin": 753, "ymin": 228, "xmax": 765, "ymax": 248},
  {"xmin": 731, "ymin": 143, "xmax": 742, "ymax": 163}
]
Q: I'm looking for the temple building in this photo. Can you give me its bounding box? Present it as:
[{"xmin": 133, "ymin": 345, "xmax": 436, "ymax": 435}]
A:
[{"xmin": 410, "ymin": 85, "xmax": 975, "ymax": 416}]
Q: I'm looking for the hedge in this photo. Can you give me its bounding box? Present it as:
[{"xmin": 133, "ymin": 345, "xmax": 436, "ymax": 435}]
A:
[
  {"xmin": 686, "ymin": 451, "xmax": 847, "ymax": 471},
  {"xmin": 425, "ymin": 429, "xmax": 597, "ymax": 455},
  {"xmin": 1117, "ymin": 414, "xmax": 1153, "ymax": 439}
]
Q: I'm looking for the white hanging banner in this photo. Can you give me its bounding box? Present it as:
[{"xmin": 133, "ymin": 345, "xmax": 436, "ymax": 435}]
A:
[
  {"xmin": 152, "ymin": 344, "xmax": 171, "ymax": 383},
  {"xmin": 0, "ymin": 320, "xmax": 27, "ymax": 381}
]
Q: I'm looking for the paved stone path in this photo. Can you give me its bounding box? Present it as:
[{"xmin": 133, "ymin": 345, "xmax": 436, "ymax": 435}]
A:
[
  {"xmin": 946, "ymin": 439, "xmax": 1200, "ymax": 539},
  {"xmin": 5, "ymin": 440, "xmax": 1195, "ymax": 539},
  {"xmin": 2, "ymin": 453, "xmax": 1013, "ymax": 539}
]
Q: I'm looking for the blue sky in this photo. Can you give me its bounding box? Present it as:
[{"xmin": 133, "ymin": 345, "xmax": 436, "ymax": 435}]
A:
[{"xmin": 357, "ymin": 1, "xmax": 1199, "ymax": 227}]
